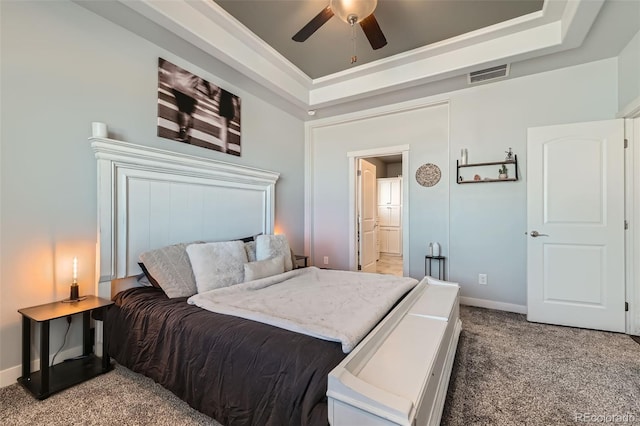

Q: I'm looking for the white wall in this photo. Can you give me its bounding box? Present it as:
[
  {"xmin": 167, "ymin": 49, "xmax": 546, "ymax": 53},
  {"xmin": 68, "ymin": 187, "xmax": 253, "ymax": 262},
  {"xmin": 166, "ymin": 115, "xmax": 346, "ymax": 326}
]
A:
[
  {"xmin": 0, "ymin": 1, "xmax": 304, "ymax": 380},
  {"xmin": 308, "ymin": 58, "xmax": 619, "ymax": 309},
  {"xmin": 618, "ymin": 30, "xmax": 640, "ymax": 112}
]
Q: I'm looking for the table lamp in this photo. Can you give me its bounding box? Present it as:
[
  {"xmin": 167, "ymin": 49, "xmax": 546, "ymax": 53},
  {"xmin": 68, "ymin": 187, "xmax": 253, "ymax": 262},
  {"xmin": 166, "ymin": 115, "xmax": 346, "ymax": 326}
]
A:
[{"xmin": 63, "ymin": 257, "xmax": 86, "ymax": 303}]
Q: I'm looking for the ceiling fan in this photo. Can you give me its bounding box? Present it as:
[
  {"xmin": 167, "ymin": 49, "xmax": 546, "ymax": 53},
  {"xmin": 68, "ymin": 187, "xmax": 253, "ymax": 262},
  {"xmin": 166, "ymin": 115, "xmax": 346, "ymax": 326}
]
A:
[{"xmin": 292, "ymin": 0, "xmax": 387, "ymax": 51}]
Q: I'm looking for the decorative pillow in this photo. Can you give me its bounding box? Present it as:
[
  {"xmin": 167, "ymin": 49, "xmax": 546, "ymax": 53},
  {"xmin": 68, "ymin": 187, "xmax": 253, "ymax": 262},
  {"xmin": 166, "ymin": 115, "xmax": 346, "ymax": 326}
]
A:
[
  {"xmin": 244, "ymin": 256, "xmax": 285, "ymax": 282},
  {"xmin": 139, "ymin": 242, "xmax": 199, "ymax": 298},
  {"xmin": 244, "ymin": 241, "xmax": 257, "ymax": 262},
  {"xmin": 255, "ymin": 234, "xmax": 293, "ymax": 271},
  {"xmin": 186, "ymin": 241, "xmax": 248, "ymax": 293}
]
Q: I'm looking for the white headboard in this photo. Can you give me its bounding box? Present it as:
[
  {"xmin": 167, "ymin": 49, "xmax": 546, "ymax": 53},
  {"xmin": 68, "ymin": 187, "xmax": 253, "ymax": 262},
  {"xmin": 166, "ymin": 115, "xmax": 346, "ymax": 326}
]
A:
[{"xmin": 92, "ymin": 137, "xmax": 280, "ymax": 300}]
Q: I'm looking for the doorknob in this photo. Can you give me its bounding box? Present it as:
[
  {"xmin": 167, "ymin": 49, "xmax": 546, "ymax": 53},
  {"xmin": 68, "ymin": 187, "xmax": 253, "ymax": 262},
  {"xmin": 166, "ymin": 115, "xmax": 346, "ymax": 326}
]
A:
[{"xmin": 530, "ymin": 230, "xmax": 549, "ymax": 237}]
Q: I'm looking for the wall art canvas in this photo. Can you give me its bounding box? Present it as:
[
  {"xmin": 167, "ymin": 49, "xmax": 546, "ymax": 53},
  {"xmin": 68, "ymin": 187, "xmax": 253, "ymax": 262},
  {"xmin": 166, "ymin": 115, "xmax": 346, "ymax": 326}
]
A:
[{"xmin": 157, "ymin": 58, "xmax": 241, "ymax": 156}]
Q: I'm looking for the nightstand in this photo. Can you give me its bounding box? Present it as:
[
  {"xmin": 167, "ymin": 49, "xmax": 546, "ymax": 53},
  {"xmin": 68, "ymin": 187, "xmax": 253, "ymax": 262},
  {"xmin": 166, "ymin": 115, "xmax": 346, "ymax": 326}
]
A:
[
  {"xmin": 18, "ymin": 295, "xmax": 114, "ymax": 399},
  {"xmin": 425, "ymin": 255, "xmax": 446, "ymax": 280},
  {"xmin": 294, "ymin": 254, "xmax": 309, "ymax": 268}
]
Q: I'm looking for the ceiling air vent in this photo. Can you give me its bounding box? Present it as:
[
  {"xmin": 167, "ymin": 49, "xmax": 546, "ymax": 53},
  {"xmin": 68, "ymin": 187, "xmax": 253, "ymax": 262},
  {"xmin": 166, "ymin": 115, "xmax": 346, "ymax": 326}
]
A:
[{"xmin": 468, "ymin": 64, "xmax": 510, "ymax": 85}]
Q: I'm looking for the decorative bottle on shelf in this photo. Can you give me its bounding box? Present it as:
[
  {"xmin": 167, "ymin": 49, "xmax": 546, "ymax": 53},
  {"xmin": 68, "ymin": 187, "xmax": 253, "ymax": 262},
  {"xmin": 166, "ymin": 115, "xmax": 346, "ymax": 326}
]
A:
[
  {"xmin": 432, "ymin": 242, "xmax": 441, "ymax": 257},
  {"xmin": 460, "ymin": 149, "xmax": 468, "ymax": 165},
  {"xmin": 428, "ymin": 242, "xmax": 433, "ymax": 256}
]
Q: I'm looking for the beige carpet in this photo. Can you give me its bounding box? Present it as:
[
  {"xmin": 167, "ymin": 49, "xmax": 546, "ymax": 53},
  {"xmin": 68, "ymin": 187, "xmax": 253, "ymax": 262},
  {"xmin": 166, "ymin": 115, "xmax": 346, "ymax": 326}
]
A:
[{"xmin": 1, "ymin": 306, "xmax": 639, "ymax": 425}]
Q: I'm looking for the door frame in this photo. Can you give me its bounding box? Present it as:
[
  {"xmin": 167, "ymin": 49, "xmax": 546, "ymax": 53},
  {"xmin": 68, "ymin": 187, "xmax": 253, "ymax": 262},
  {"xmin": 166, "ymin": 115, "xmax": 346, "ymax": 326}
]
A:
[
  {"xmin": 347, "ymin": 145, "xmax": 410, "ymax": 274},
  {"xmin": 628, "ymin": 116, "xmax": 640, "ymax": 335}
]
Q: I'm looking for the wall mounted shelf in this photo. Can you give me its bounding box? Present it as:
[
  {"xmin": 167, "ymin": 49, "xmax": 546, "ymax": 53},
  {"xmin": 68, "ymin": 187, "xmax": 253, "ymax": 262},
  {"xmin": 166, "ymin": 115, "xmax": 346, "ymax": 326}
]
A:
[{"xmin": 456, "ymin": 155, "xmax": 518, "ymax": 184}]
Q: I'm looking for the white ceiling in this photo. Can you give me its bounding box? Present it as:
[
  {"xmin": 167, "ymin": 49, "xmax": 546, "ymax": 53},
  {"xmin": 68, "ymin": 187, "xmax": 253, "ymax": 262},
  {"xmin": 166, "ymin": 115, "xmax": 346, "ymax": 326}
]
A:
[{"xmin": 80, "ymin": 0, "xmax": 640, "ymax": 119}]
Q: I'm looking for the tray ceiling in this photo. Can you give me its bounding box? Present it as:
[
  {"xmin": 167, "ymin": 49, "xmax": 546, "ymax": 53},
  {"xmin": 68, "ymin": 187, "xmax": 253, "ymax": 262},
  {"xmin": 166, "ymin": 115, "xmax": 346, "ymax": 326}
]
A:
[{"xmin": 216, "ymin": 0, "xmax": 544, "ymax": 79}]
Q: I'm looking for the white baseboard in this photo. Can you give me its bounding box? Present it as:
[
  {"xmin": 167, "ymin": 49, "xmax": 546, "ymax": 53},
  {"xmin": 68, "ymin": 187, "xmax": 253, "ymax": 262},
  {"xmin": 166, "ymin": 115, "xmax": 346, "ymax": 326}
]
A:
[
  {"xmin": 460, "ymin": 296, "xmax": 527, "ymax": 314},
  {"xmin": 0, "ymin": 345, "xmax": 82, "ymax": 388}
]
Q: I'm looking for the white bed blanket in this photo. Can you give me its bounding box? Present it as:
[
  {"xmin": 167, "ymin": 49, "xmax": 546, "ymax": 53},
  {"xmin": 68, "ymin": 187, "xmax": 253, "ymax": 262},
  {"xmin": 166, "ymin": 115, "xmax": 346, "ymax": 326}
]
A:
[{"xmin": 187, "ymin": 267, "xmax": 418, "ymax": 353}]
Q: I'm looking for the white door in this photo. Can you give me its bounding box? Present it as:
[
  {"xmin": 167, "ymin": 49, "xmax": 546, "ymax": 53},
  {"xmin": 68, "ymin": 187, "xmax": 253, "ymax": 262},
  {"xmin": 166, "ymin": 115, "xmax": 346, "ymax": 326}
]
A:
[
  {"xmin": 527, "ymin": 119, "xmax": 625, "ymax": 332},
  {"xmin": 358, "ymin": 159, "xmax": 377, "ymax": 272}
]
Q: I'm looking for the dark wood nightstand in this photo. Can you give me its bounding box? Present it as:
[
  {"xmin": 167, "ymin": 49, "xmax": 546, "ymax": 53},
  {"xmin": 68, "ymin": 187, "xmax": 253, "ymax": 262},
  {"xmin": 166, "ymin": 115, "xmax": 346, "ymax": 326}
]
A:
[
  {"xmin": 18, "ymin": 295, "xmax": 114, "ymax": 399},
  {"xmin": 294, "ymin": 254, "xmax": 309, "ymax": 268}
]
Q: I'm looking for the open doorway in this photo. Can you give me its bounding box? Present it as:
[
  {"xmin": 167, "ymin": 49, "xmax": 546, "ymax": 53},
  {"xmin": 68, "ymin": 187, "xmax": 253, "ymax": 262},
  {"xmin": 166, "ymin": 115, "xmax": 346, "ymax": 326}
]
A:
[{"xmin": 356, "ymin": 154, "xmax": 404, "ymax": 277}]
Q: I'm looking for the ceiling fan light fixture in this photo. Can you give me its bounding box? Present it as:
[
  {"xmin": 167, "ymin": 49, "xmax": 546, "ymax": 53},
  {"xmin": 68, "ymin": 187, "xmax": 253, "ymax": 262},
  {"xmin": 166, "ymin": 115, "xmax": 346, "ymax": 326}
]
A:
[{"xmin": 329, "ymin": 0, "xmax": 377, "ymax": 23}]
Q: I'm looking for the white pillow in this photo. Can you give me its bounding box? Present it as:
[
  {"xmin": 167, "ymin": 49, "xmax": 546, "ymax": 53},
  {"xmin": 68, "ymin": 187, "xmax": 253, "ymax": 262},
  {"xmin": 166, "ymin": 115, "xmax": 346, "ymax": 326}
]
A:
[
  {"xmin": 244, "ymin": 256, "xmax": 285, "ymax": 282},
  {"xmin": 255, "ymin": 234, "xmax": 293, "ymax": 271},
  {"xmin": 186, "ymin": 241, "xmax": 247, "ymax": 293}
]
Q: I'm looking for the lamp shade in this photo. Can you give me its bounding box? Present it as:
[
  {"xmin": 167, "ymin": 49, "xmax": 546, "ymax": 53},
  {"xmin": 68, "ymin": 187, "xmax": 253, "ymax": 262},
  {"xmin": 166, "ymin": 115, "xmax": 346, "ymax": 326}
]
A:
[{"xmin": 329, "ymin": 0, "xmax": 377, "ymax": 23}]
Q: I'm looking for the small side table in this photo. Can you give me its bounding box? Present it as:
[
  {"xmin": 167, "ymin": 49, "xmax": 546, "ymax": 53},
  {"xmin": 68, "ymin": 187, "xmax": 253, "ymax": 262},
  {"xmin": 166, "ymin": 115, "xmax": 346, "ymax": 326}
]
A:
[
  {"xmin": 425, "ymin": 255, "xmax": 446, "ymax": 280},
  {"xmin": 294, "ymin": 254, "xmax": 309, "ymax": 269},
  {"xmin": 18, "ymin": 295, "xmax": 114, "ymax": 399}
]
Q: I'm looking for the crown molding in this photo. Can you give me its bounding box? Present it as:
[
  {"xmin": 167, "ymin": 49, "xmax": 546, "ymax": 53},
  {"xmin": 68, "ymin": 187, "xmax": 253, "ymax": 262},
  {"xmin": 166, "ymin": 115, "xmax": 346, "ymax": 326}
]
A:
[{"xmin": 115, "ymin": 0, "xmax": 604, "ymax": 113}]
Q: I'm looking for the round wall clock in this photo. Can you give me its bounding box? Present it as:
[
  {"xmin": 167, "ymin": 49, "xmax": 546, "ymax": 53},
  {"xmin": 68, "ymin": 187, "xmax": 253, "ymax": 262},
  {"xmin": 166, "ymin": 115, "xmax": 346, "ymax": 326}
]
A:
[{"xmin": 415, "ymin": 163, "xmax": 441, "ymax": 187}]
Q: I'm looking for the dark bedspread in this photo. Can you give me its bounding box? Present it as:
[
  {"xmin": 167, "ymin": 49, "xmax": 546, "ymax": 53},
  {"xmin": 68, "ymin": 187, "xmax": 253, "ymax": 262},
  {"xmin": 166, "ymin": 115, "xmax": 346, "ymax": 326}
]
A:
[{"xmin": 105, "ymin": 287, "xmax": 347, "ymax": 426}]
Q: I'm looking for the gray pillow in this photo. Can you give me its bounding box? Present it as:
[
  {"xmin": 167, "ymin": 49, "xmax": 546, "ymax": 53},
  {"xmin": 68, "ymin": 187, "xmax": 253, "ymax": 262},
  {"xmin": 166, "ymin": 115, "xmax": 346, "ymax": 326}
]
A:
[
  {"xmin": 139, "ymin": 242, "xmax": 199, "ymax": 298},
  {"xmin": 244, "ymin": 241, "xmax": 257, "ymax": 262},
  {"xmin": 255, "ymin": 234, "xmax": 293, "ymax": 271},
  {"xmin": 186, "ymin": 241, "xmax": 248, "ymax": 293}
]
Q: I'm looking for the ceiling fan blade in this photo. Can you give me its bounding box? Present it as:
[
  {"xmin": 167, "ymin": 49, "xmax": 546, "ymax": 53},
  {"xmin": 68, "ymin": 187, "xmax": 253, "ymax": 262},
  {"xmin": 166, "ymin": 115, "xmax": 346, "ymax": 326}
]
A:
[
  {"xmin": 359, "ymin": 14, "xmax": 387, "ymax": 50},
  {"xmin": 292, "ymin": 6, "xmax": 334, "ymax": 42}
]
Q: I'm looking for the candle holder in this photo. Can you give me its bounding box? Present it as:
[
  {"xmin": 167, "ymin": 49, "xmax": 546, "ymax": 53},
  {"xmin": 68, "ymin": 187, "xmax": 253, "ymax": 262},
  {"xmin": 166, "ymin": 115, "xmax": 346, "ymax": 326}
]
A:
[{"xmin": 62, "ymin": 280, "xmax": 87, "ymax": 303}]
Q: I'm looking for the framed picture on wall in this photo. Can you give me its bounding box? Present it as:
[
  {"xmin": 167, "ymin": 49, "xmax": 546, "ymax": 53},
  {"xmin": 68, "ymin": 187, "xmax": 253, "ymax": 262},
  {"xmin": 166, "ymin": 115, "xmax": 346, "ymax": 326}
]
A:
[{"xmin": 157, "ymin": 58, "xmax": 241, "ymax": 156}]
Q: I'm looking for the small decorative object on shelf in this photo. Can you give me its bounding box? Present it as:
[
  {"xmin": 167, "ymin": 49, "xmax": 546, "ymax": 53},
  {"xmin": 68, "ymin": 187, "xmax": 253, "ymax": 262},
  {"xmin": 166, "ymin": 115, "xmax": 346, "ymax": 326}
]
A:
[
  {"xmin": 498, "ymin": 164, "xmax": 508, "ymax": 179},
  {"xmin": 505, "ymin": 147, "xmax": 513, "ymax": 161},
  {"xmin": 460, "ymin": 148, "xmax": 468, "ymax": 165},
  {"xmin": 91, "ymin": 122, "xmax": 108, "ymax": 138},
  {"xmin": 456, "ymin": 153, "xmax": 518, "ymax": 184}
]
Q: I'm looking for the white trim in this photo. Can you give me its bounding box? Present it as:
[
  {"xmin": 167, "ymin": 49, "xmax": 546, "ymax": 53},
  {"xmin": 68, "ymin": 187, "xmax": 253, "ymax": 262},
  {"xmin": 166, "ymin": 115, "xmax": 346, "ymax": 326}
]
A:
[
  {"xmin": 0, "ymin": 345, "xmax": 83, "ymax": 388},
  {"xmin": 346, "ymin": 145, "xmax": 411, "ymax": 159},
  {"xmin": 346, "ymin": 146, "xmax": 411, "ymax": 272},
  {"xmin": 304, "ymin": 124, "xmax": 314, "ymax": 264},
  {"xmin": 111, "ymin": 0, "xmax": 603, "ymax": 111},
  {"xmin": 460, "ymin": 296, "xmax": 528, "ymax": 314},
  {"xmin": 625, "ymin": 118, "xmax": 634, "ymax": 335},
  {"xmin": 617, "ymin": 96, "xmax": 640, "ymax": 119},
  {"xmin": 631, "ymin": 117, "xmax": 640, "ymax": 335}
]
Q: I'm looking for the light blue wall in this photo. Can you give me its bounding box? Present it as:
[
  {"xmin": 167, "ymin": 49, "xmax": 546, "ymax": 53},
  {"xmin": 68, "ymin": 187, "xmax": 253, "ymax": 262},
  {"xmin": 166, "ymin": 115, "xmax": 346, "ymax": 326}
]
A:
[
  {"xmin": 0, "ymin": 1, "xmax": 304, "ymax": 373},
  {"xmin": 309, "ymin": 58, "xmax": 619, "ymax": 309},
  {"xmin": 618, "ymin": 30, "xmax": 640, "ymax": 112},
  {"xmin": 309, "ymin": 103, "xmax": 450, "ymax": 276}
]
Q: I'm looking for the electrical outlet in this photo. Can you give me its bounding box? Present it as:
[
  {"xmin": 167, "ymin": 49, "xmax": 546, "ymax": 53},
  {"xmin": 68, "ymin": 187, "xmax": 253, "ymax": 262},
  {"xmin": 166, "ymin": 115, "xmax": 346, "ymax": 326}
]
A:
[
  {"xmin": 323, "ymin": 256, "xmax": 329, "ymax": 265},
  {"xmin": 478, "ymin": 274, "xmax": 488, "ymax": 285}
]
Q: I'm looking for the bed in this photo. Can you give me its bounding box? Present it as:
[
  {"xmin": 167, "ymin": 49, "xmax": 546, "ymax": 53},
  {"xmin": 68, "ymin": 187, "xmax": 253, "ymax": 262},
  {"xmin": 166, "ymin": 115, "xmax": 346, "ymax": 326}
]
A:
[{"xmin": 92, "ymin": 137, "xmax": 461, "ymax": 426}]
